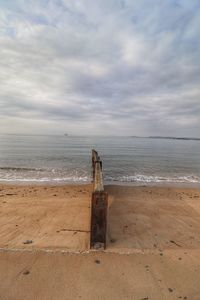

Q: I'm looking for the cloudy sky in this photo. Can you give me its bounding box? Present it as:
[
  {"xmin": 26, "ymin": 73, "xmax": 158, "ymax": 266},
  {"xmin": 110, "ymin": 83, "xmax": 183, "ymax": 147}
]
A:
[{"xmin": 0, "ymin": 0, "xmax": 200, "ymax": 136}]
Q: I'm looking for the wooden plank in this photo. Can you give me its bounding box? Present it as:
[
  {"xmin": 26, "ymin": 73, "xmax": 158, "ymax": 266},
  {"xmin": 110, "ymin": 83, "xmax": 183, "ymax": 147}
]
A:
[
  {"xmin": 90, "ymin": 191, "xmax": 108, "ymax": 249},
  {"xmin": 94, "ymin": 161, "xmax": 104, "ymax": 192},
  {"xmin": 90, "ymin": 150, "xmax": 108, "ymax": 249}
]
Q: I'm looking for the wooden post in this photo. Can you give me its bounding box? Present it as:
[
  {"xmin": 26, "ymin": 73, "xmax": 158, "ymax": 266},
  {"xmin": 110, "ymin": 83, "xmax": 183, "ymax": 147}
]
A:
[{"xmin": 90, "ymin": 150, "xmax": 107, "ymax": 249}]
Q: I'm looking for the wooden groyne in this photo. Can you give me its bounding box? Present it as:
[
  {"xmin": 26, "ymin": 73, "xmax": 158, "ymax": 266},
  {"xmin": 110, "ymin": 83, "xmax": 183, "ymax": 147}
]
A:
[{"xmin": 90, "ymin": 150, "xmax": 108, "ymax": 249}]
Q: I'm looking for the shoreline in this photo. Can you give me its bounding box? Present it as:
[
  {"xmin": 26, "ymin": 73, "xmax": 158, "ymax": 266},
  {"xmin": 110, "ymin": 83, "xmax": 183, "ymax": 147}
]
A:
[
  {"xmin": 1, "ymin": 180, "xmax": 200, "ymax": 188},
  {"xmin": 107, "ymin": 181, "xmax": 200, "ymax": 188}
]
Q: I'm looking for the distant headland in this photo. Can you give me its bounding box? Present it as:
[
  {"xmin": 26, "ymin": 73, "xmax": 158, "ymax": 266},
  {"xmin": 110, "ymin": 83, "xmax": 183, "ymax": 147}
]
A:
[{"xmin": 131, "ymin": 136, "xmax": 200, "ymax": 141}]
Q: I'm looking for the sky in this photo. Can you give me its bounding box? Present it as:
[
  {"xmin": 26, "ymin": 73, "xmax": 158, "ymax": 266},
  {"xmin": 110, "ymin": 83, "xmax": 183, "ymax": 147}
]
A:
[{"xmin": 0, "ymin": 0, "xmax": 200, "ymax": 136}]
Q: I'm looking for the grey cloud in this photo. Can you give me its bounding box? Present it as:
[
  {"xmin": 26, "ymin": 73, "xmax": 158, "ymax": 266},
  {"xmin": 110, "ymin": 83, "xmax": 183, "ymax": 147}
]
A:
[{"xmin": 0, "ymin": 0, "xmax": 200, "ymax": 136}]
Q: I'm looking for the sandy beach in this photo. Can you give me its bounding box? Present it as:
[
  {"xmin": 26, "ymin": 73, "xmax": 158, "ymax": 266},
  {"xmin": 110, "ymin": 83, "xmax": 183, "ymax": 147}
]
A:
[{"xmin": 0, "ymin": 184, "xmax": 200, "ymax": 299}]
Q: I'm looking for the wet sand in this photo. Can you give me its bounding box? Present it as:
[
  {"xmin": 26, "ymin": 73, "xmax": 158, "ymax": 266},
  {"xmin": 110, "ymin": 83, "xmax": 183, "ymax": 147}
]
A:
[{"xmin": 0, "ymin": 184, "xmax": 200, "ymax": 300}]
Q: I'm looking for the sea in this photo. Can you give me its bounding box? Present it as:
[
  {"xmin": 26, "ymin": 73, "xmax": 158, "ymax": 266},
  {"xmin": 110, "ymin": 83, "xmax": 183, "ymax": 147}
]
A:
[{"xmin": 0, "ymin": 134, "xmax": 200, "ymax": 186}]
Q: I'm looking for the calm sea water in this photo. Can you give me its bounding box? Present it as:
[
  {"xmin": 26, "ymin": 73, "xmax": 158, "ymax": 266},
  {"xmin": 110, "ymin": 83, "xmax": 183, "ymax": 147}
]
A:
[{"xmin": 0, "ymin": 134, "xmax": 200, "ymax": 185}]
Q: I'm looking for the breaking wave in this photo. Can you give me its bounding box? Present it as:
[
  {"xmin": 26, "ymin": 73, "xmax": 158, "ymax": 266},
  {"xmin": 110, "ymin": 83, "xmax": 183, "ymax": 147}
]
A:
[
  {"xmin": 105, "ymin": 174, "xmax": 200, "ymax": 184},
  {"xmin": 0, "ymin": 176, "xmax": 90, "ymax": 183},
  {"xmin": 0, "ymin": 167, "xmax": 91, "ymax": 183},
  {"xmin": 0, "ymin": 167, "xmax": 44, "ymax": 171},
  {"xmin": 0, "ymin": 170, "xmax": 199, "ymax": 184}
]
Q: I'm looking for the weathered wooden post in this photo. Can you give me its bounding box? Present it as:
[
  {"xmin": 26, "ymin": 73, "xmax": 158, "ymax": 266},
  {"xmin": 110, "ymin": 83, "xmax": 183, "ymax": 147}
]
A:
[{"xmin": 90, "ymin": 150, "xmax": 108, "ymax": 249}]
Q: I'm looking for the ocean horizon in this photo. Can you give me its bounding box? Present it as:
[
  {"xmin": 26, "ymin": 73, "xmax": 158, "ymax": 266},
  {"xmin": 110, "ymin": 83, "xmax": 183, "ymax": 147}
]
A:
[{"xmin": 0, "ymin": 134, "xmax": 200, "ymax": 185}]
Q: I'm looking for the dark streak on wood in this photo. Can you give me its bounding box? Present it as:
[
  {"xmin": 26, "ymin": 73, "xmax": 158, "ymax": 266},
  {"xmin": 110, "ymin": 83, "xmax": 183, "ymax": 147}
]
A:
[{"xmin": 90, "ymin": 150, "xmax": 108, "ymax": 250}]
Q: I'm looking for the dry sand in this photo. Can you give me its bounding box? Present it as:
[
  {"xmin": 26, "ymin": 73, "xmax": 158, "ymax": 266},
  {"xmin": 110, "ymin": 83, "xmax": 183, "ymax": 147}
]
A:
[{"xmin": 0, "ymin": 184, "xmax": 200, "ymax": 300}]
